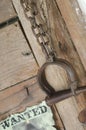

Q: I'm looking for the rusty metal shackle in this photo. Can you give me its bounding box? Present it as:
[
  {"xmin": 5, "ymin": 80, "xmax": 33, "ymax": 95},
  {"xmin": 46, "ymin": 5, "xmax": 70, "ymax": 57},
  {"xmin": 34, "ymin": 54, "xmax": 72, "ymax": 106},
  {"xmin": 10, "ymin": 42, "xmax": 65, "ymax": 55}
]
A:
[
  {"xmin": 38, "ymin": 59, "xmax": 86, "ymax": 105},
  {"xmin": 38, "ymin": 59, "xmax": 78, "ymax": 95}
]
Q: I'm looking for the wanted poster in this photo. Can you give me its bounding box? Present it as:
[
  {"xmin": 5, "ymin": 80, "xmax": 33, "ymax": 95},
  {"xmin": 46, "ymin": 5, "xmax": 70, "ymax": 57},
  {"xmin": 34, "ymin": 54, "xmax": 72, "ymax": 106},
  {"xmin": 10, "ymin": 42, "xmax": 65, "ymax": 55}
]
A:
[{"xmin": 0, "ymin": 101, "xmax": 57, "ymax": 130}]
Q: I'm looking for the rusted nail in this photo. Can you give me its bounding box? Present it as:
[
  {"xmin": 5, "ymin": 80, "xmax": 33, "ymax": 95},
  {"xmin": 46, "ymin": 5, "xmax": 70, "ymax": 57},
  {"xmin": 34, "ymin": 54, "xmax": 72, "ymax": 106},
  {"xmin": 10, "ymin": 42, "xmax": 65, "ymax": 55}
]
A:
[{"xmin": 25, "ymin": 87, "xmax": 29, "ymax": 96}]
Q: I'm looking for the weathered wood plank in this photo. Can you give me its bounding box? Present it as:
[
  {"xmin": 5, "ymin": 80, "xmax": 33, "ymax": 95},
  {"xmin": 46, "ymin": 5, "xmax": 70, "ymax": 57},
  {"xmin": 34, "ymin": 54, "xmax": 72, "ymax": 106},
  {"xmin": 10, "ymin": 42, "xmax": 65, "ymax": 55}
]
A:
[
  {"xmin": 46, "ymin": 0, "xmax": 85, "ymax": 83},
  {"xmin": 46, "ymin": 1, "xmax": 86, "ymax": 130},
  {"xmin": 56, "ymin": 0, "xmax": 86, "ymax": 71},
  {"xmin": 0, "ymin": 22, "xmax": 38, "ymax": 90},
  {"xmin": 12, "ymin": 1, "xmax": 68, "ymax": 129},
  {"xmin": 31, "ymin": 1, "xmax": 86, "ymax": 130},
  {"xmin": 12, "ymin": 0, "xmax": 46, "ymax": 66},
  {"xmin": 56, "ymin": 98, "xmax": 85, "ymax": 130},
  {"xmin": 0, "ymin": 0, "xmax": 16, "ymax": 23},
  {"xmin": 12, "ymin": 0, "xmax": 86, "ymax": 130},
  {"xmin": 0, "ymin": 77, "xmax": 46, "ymax": 121},
  {"xmin": 12, "ymin": 0, "xmax": 69, "ymax": 91}
]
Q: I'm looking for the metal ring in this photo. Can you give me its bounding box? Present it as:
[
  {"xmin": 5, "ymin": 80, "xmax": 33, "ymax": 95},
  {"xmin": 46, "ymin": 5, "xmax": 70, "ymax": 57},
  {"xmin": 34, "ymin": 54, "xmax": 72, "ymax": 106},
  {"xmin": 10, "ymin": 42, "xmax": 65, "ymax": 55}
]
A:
[{"xmin": 38, "ymin": 59, "xmax": 78, "ymax": 96}]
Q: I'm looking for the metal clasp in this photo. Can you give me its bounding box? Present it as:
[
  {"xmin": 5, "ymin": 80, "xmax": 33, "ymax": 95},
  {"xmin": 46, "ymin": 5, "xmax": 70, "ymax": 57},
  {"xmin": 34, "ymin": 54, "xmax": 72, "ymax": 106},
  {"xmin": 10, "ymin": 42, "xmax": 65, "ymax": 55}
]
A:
[{"xmin": 38, "ymin": 59, "xmax": 86, "ymax": 105}]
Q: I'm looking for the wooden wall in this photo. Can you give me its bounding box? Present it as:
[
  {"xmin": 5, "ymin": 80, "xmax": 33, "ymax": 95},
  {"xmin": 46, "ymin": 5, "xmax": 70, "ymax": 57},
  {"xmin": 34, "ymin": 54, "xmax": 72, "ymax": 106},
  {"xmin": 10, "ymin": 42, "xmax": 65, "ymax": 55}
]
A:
[
  {"xmin": 0, "ymin": 0, "xmax": 86, "ymax": 130},
  {"xmin": 12, "ymin": 0, "xmax": 86, "ymax": 130},
  {"xmin": 0, "ymin": 0, "xmax": 46, "ymax": 122}
]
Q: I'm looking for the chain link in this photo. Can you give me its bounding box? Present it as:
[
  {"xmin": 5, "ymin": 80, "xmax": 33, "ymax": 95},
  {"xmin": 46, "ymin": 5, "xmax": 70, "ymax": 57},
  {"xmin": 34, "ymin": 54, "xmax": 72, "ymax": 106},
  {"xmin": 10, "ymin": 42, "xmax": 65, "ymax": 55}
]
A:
[
  {"xmin": 20, "ymin": 0, "xmax": 56, "ymax": 61},
  {"xmin": 20, "ymin": 0, "xmax": 80, "ymax": 98}
]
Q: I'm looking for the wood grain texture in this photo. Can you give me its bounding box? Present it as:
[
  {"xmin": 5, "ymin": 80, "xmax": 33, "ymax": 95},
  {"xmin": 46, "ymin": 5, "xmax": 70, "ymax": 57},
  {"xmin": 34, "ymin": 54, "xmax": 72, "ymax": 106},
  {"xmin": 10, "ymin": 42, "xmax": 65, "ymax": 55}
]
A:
[
  {"xmin": 0, "ymin": 77, "xmax": 46, "ymax": 121},
  {"xmin": 35, "ymin": 1, "xmax": 86, "ymax": 130},
  {"xmin": 12, "ymin": 0, "xmax": 70, "ymax": 91},
  {"xmin": 56, "ymin": 98, "xmax": 85, "ymax": 130},
  {"xmin": 56, "ymin": 0, "xmax": 86, "ymax": 71},
  {"xmin": 45, "ymin": 1, "xmax": 86, "ymax": 130},
  {"xmin": 0, "ymin": 0, "xmax": 16, "ymax": 23},
  {"xmin": 12, "ymin": 1, "xmax": 69, "ymax": 129},
  {"xmin": 12, "ymin": 0, "xmax": 46, "ymax": 66},
  {"xmin": 12, "ymin": 0, "xmax": 86, "ymax": 130},
  {"xmin": 46, "ymin": 0, "xmax": 85, "ymax": 83},
  {"xmin": 0, "ymin": 22, "xmax": 38, "ymax": 90}
]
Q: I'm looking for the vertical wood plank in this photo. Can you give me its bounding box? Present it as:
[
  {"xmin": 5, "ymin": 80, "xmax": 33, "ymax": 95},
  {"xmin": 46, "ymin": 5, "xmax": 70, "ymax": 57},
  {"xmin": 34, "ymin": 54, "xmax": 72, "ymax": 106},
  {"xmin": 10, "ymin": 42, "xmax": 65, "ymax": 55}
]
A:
[
  {"xmin": 12, "ymin": 0, "xmax": 46, "ymax": 66},
  {"xmin": 56, "ymin": 0, "xmax": 86, "ymax": 70},
  {"xmin": 46, "ymin": 0, "xmax": 86, "ymax": 129}
]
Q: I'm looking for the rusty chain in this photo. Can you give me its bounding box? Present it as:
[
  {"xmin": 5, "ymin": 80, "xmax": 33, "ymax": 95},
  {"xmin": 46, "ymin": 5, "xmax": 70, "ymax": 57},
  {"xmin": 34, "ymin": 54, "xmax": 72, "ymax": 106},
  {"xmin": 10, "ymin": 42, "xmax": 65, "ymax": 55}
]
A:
[
  {"xmin": 20, "ymin": 0, "xmax": 78, "ymax": 95},
  {"xmin": 20, "ymin": 0, "xmax": 56, "ymax": 61},
  {"xmin": 20, "ymin": 1, "xmax": 86, "ymax": 123}
]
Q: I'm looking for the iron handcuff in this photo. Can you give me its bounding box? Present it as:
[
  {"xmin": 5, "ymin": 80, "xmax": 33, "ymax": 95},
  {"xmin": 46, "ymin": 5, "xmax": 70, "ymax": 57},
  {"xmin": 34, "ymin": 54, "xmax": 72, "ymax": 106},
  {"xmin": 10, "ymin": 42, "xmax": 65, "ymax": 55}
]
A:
[{"xmin": 37, "ymin": 58, "xmax": 86, "ymax": 105}]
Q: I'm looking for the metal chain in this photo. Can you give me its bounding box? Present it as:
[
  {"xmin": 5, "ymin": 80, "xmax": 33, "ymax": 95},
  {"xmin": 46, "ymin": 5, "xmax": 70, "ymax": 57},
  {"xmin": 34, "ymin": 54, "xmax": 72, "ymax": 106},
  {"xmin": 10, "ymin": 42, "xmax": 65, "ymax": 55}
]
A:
[
  {"xmin": 20, "ymin": 0, "xmax": 56, "ymax": 61},
  {"xmin": 20, "ymin": 0, "xmax": 80, "ymax": 98}
]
